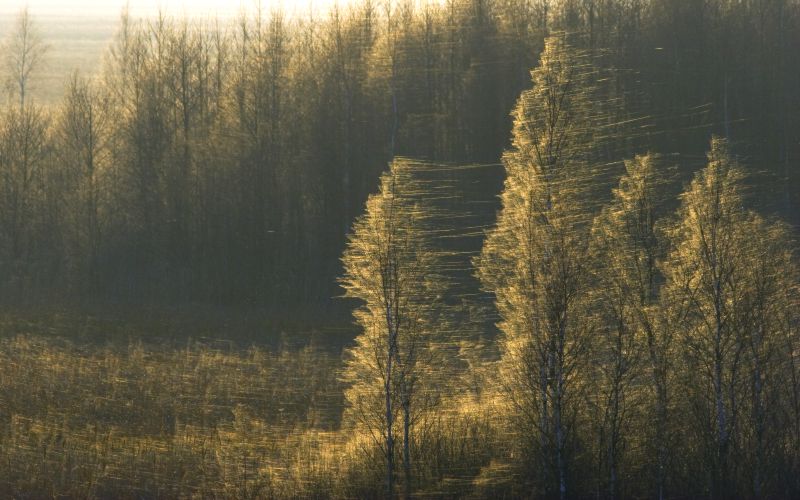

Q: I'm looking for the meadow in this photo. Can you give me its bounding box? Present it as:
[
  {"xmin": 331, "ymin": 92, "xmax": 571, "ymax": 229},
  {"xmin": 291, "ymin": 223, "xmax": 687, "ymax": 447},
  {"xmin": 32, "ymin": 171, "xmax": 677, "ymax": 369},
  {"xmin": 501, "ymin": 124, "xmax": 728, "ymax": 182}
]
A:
[{"xmin": 0, "ymin": 312, "xmax": 500, "ymax": 498}]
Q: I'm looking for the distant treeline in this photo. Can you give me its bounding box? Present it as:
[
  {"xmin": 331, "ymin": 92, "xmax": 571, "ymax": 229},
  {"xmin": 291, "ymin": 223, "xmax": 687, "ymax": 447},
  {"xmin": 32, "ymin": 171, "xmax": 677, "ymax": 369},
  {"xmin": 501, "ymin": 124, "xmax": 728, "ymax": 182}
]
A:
[{"xmin": 0, "ymin": 0, "xmax": 798, "ymax": 309}]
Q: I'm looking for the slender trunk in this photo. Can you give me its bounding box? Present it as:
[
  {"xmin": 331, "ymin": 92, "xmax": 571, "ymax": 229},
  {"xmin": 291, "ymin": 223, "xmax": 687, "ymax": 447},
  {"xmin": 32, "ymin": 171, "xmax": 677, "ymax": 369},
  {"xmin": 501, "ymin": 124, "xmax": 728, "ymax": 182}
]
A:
[
  {"xmin": 753, "ymin": 359, "xmax": 763, "ymax": 499},
  {"xmin": 609, "ymin": 384, "xmax": 619, "ymax": 500},
  {"xmin": 556, "ymin": 323, "xmax": 566, "ymax": 500},
  {"xmin": 656, "ymin": 380, "xmax": 667, "ymax": 500},
  {"xmin": 381, "ymin": 210, "xmax": 398, "ymax": 499},
  {"xmin": 714, "ymin": 339, "xmax": 726, "ymax": 493},
  {"xmin": 403, "ymin": 400, "xmax": 411, "ymax": 500},
  {"xmin": 386, "ymin": 352, "xmax": 394, "ymax": 498},
  {"xmin": 556, "ymin": 384, "xmax": 565, "ymax": 500},
  {"xmin": 541, "ymin": 358, "xmax": 549, "ymax": 470},
  {"xmin": 608, "ymin": 321, "xmax": 624, "ymax": 500},
  {"xmin": 646, "ymin": 319, "xmax": 667, "ymax": 500},
  {"xmin": 714, "ymin": 283, "xmax": 728, "ymax": 496}
]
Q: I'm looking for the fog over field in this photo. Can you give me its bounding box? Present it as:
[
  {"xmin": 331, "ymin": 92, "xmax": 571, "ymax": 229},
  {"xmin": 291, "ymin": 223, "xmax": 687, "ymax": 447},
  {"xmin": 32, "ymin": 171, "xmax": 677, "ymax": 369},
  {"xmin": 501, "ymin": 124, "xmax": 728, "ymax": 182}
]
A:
[
  {"xmin": 0, "ymin": 0, "xmax": 251, "ymax": 17},
  {"xmin": 0, "ymin": 14, "xmax": 114, "ymax": 103},
  {"xmin": 0, "ymin": 1, "xmax": 341, "ymax": 104}
]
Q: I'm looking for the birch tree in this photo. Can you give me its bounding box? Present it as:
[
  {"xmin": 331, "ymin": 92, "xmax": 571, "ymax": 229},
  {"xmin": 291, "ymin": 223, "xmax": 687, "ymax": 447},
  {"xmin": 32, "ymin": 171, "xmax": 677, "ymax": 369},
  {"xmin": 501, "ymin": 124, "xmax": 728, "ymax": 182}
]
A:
[
  {"xmin": 736, "ymin": 215, "xmax": 798, "ymax": 498},
  {"xmin": 340, "ymin": 158, "xmax": 446, "ymax": 498},
  {"xmin": 476, "ymin": 34, "xmax": 602, "ymax": 499},
  {"xmin": 0, "ymin": 102, "xmax": 49, "ymax": 276},
  {"xmin": 2, "ymin": 7, "xmax": 48, "ymax": 108},
  {"xmin": 662, "ymin": 136, "xmax": 750, "ymax": 497},
  {"xmin": 0, "ymin": 8, "xmax": 50, "ymax": 280},
  {"xmin": 589, "ymin": 153, "xmax": 667, "ymax": 499},
  {"xmin": 662, "ymin": 136, "xmax": 800, "ymax": 496}
]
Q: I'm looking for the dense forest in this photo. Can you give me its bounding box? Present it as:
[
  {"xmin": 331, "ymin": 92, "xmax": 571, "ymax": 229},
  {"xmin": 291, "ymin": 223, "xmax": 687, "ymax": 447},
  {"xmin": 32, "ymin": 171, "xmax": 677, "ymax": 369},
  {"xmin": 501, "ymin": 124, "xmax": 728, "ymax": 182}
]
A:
[
  {"xmin": 1, "ymin": 0, "xmax": 798, "ymax": 310},
  {"xmin": 0, "ymin": 0, "xmax": 799, "ymax": 498}
]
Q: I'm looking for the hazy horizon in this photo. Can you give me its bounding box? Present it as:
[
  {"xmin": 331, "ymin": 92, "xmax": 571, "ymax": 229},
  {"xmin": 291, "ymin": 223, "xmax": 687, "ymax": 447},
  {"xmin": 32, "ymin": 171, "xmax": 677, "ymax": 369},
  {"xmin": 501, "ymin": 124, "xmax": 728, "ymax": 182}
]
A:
[
  {"xmin": 0, "ymin": 1, "xmax": 348, "ymax": 104},
  {"xmin": 0, "ymin": 0, "xmax": 342, "ymax": 19}
]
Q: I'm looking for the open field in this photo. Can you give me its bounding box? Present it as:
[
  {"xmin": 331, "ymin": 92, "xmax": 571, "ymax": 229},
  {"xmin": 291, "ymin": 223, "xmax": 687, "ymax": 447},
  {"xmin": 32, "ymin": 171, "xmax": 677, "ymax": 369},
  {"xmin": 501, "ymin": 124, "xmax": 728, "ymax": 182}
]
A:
[
  {"xmin": 0, "ymin": 327, "xmax": 500, "ymax": 498},
  {"xmin": 0, "ymin": 332, "xmax": 343, "ymax": 497},
  {"xmin": 0, "ymin": 14, "xmax": 114, "ymax": 105}
]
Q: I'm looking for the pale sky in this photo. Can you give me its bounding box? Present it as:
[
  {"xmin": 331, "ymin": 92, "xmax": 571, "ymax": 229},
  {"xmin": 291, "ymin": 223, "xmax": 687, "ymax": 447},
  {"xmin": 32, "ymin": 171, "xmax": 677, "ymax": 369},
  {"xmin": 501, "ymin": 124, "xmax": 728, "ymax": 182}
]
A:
[{"xmin": 0, "ymin": 1, "xmax": 336, "ymax": 18}]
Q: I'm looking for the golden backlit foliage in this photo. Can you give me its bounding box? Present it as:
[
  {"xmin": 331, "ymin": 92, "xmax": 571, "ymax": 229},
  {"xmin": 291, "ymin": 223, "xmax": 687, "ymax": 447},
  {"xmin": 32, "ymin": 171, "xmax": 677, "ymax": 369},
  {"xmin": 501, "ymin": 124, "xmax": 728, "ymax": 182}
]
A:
[
  {"xmin": 340, "ymin": 158, "xmax": 474, "ymax": 496},
  {"xmin": 476, "ymin": 34, "xmax": 608, "ymax": 498},
  {"xmin": 474, "ymin": 33, "xmax": 799, "ymax": 499},
  {"xmin": 588, "ymin": 152, "xmax": 667, "ymax": 499},
  {"xmin": 661, "ymin": 137, "xmax": 800, "ymax": 498}
]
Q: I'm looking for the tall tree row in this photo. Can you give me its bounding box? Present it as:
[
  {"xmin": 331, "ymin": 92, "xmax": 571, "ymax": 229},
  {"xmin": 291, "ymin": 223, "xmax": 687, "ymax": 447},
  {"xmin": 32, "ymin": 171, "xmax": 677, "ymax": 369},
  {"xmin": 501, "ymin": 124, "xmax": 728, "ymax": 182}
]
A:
[
  {"xmin": 588, "ymin": 152, "xmax": 668, "ymax": 499},
  {"xmin": 462, "ymin": 28, "xmax": 798, "ymax": 498},
  {"xmin": 336, "ymin": 35, "xmax": 799, "ymax": 496},
  {"xmin": 661, "ymin": 137, "xmax": 800, "ymax": 497}
]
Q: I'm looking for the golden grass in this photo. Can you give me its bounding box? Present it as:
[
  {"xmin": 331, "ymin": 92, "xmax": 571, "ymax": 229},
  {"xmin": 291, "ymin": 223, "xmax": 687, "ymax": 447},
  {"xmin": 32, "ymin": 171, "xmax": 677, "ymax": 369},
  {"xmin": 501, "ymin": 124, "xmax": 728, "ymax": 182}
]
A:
[{"xmin": 0, "ymin": 334, "xmax": 504, "ymax": 498}]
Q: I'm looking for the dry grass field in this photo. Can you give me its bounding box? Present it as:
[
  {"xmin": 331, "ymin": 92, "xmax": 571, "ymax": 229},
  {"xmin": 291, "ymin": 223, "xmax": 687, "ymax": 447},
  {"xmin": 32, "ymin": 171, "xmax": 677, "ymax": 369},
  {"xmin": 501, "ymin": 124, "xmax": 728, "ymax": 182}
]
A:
[{"xmin": 0, "ymin": 315, "xmax": 501, "ymax": 498}]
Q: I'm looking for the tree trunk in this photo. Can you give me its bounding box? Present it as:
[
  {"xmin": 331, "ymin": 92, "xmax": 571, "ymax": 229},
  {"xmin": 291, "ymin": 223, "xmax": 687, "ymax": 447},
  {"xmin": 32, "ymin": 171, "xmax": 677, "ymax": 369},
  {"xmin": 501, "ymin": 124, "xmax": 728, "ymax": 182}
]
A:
[
  {"xmin": 656, "ymin": 380, "xmax": 667, "ymax": 500},
  {"xmin": 386, "ymin": 354, "xmax": 394, "ymax": 498},
  {"xmin": 556, "ymin": 323, "xmax": 567, "ymax": 500},
  {"xmin": 403, "ymin": 400, "xmax": 411, "ymax": 500},
  {"xmin": 714, "ymin": 282, "xmax": 729, "ymax": 497}
]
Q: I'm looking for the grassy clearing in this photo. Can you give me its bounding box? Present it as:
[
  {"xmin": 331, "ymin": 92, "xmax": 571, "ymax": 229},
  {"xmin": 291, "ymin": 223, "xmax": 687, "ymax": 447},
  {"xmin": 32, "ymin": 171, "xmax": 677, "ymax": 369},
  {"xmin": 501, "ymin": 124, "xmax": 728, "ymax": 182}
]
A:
[
  {"xmin": 0, "ymin": 333, "xmax": 344, "ymax": 497},
  {"xmin": 0, "ymin": 331, "xmax": 505, "ymax": 498}
]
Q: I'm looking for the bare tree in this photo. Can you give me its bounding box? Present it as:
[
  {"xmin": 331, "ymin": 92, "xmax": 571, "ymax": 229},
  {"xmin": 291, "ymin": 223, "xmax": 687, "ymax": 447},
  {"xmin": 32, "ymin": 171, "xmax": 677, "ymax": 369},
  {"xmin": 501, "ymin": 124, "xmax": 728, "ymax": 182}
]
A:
[
  {"xmin": 2, "ymin": 7, "xmax": 48, "ymax": 108},
  {"xmin": 0, "ymin": 104, "xmax": 50, "ymax": 270},
  {"xmin": 663, "ymin": 137, "xmax": 749, "ymax": 497},
  {"xmin": 56, "ymin": 73, "xmax": 111, "ymax": 289}
]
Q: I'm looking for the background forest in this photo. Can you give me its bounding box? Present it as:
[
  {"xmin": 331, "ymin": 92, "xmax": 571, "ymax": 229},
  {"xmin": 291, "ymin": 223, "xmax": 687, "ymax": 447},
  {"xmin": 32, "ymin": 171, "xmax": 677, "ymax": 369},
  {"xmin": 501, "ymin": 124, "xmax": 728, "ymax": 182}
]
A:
[
  {"xmin": 0, "ymin": 0, "xmax": 799, "ymax": 498},
  {"xmin": 0, "ymin": 0, "xmax": 798, "ymax": 309}
]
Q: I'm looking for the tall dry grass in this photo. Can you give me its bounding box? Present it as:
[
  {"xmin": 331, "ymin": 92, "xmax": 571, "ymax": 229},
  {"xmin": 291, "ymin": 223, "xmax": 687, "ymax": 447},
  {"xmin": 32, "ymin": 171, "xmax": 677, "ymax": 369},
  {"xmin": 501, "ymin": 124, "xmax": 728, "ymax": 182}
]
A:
[{"xmin": 0, "ymin": 334, "xmax": 504, "ymax": 498}]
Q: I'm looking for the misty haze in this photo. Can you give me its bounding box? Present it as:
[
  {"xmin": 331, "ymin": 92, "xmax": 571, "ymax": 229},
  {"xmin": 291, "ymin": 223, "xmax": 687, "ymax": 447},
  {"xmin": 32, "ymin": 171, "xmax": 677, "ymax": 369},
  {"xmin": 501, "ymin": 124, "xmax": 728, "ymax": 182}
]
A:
[{"xmin": 0, "ymin": 1, "xmax": 798, "ymax": 498}]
